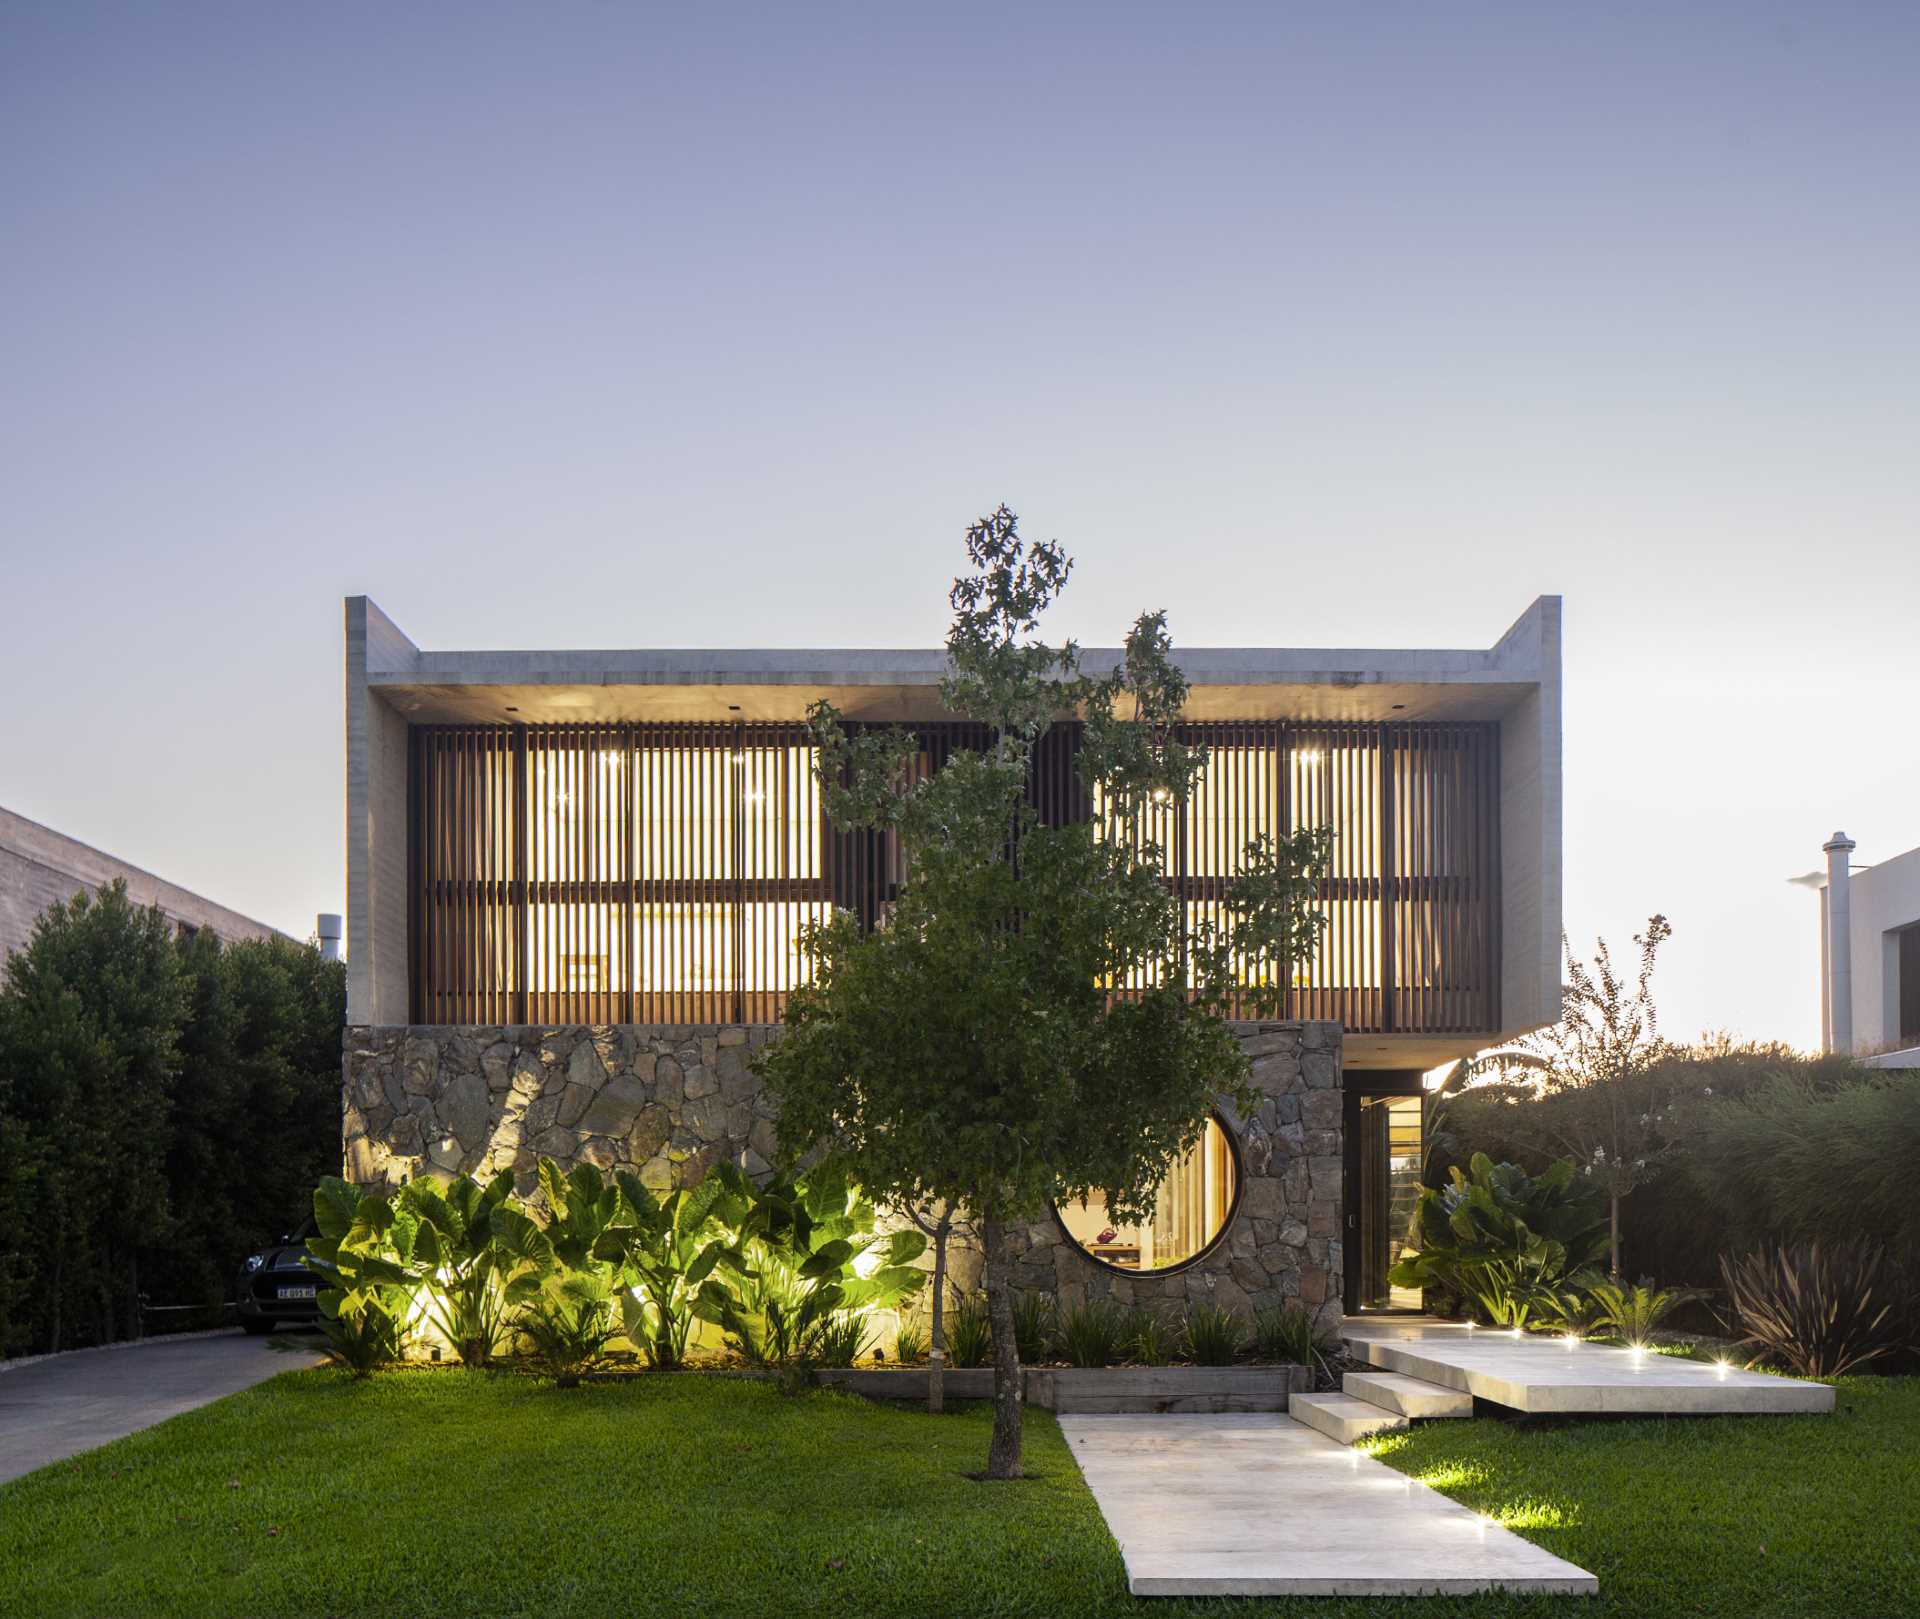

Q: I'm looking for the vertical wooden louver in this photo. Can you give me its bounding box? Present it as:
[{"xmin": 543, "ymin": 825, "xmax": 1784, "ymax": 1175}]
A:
[{"xmin": 410, "ymin": 718, "xmax": 1499, "ymax": 1033}]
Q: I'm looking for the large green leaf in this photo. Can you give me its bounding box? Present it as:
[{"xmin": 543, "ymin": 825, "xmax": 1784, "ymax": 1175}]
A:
[
  {"xmin": 798, "ymin": 1238, "xmax": 854, "ymax": 1281},
  {"xmin": 312, "ymin": 1177, "xmax": 362, "ymax": 1239}
]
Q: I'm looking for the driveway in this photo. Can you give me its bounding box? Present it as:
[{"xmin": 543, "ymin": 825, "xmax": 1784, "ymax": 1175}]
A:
[{"xmin": 0, "ymin": 1330, "xmax": 324, "ymax": 1486}]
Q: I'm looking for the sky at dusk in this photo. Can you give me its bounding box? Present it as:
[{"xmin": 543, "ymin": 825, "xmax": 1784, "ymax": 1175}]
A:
[{"xmin": 3, "ymin": 3, "xmax": 1915, "ymax": 1049}]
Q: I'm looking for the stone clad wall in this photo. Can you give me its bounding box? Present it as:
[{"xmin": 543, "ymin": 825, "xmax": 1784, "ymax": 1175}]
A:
[{"xmin": 341, "ymin": 1018, "xmax": 1344, "ymax": 1330}]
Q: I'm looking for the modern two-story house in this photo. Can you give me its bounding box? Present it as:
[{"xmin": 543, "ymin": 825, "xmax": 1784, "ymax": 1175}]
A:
[{"xmin": 341, "ymin": 595, "xmax": 1562, "ymax": 1323}]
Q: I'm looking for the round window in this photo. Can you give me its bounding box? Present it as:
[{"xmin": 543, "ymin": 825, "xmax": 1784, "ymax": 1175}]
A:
[{"xmin": 1054, "ymin": 1115, "xmax": 1241, "ymax": 1274}]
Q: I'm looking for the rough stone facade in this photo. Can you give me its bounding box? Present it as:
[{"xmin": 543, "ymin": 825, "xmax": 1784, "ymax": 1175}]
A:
[{"xmin": 342, "ymin": 1018, "xmax": 1344, "ymax": 1330}]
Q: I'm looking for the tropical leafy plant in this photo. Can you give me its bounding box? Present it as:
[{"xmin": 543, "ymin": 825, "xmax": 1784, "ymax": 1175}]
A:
[
  {"xmin": 315, "ymin": 1294, "xmax": 407, "ymax": 1377},
  {"xmin": 1534, "ymin": 1269, "xmax": 1610, "ymax": 1337},
  {"xmin": 399, "ymin": 1171, "xmax": 553, "ymax": 1366},
  {"xmin": 1058, "ymin": 1298, "xmax": 1130, "ymax": 1368},
  {"xmin": 517, "ymin": 1272, "xmax": 620, "ymax": 1385},
  {"xmin": 945, "ymin": 1293, "xmax": 993, "ymax": 1369},
  {"xmin": 594, "ymin": 1169, "xmax": 745, "ymax": 1369},
  {"xmin": 1719, "ymin": 1243, "xmax": 1911, "ymax": 1378},
  {"xmin": 1466, "ymin": 1254, "xmax": 1564, "ymax": 1330},
  {"xmin": 1387, "ymin": 1152, "xmax": 1608, "ymax": 1317},
  {"xmin": 1586, "ymin": 1279, "xmax": 1696, "ymax": 1344},
  {"xmin": 537, "ymin": 1159, "xmax": 630, "ymax": 1276},
  {"xmin": 698, "ymin": 1164, "xmax": 927, "ymax": 1376},
  {"xmin": 303, "ymin": 1177, "xmax": 421, "ymax": 1376},
  {"xmin": 1181, "ymin": 1302, "xmax": 1245, "ymax": 1366}
]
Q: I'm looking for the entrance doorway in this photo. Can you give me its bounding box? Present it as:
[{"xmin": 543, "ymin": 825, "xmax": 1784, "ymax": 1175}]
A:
[{"xmin": 1344, "ymin": 1078, "xmax": 1426, "ymax": 1313}]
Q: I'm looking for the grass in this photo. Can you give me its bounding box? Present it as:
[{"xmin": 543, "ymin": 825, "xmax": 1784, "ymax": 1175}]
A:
[{"xmin": 0, "ymin": 1367, "xmax": 1914, "ymax": 1618}]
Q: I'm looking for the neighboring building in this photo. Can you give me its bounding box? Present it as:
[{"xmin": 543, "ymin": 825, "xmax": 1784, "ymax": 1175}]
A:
[
  {"xmin": 1, "ymin": 804, "xmax": 286, "ymax": 964},
  {"xmin": 341, "ymin": 594, "xmax": 1564, "ymax": 1320},
  {"xmin": 1799, "ymin": 833, "xmax": 1920, "ymax": 1068}
]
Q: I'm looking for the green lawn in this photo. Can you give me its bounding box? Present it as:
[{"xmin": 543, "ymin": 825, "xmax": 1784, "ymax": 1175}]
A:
[{"xmin": 0, "ymin": 1368, "xmax": 1914, "ymax": 1619}]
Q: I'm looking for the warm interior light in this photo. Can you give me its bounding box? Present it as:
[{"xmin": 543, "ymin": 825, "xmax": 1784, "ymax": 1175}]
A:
[
  {"xmin": 1056, "ymin": 1117, "xmax": 1236, "ymax": 1272},
  {"xmin": 1296, "ymin": 749, "xmax": 1322, "ymax": 766}
]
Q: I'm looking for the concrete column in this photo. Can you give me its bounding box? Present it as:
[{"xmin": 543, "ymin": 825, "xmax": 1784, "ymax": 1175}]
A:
[{"xmin": 1824, "ymin": 831, "xmax": 1856, "ymax": 1054}]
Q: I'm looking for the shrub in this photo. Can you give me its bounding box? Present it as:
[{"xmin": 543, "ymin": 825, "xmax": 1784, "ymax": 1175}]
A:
[
  {"xmin": 695, "ymin": 1164, "xmax": 925, "ymax": 1375},
  {"xmin": 1181, "ymin": 1302, "xmax": 1244, "ymax": 1365},
  {"xmin": 1388, "ymin": 1153, "xmax": 1608, "ymax": 1316},
  {"xmin": 811, "ymin": 1311, "xmax": 875, "ymax": 1369},
  {"xmin": 1251, "ymin": 1302, "xmax": 1330, "ymax": 1366},
  {"xmin": 945, "ymin": 1293, "xmax": 993, "ymax": 1368},
  {"xmin": 0, "ymin": 884, "xmax": 344, "ymax": 1360},
  {"xmin": 1443, "ymin": 1044, "xmax": 1907, "ymax": 1290},
  {"xmin": 1058, "ymin": 1298, "xmax": 1130, "ymax": 1368},
  {"xmin": 1126, "ymin": 1307, "xmax": 1174, "ymax": 1366},
  {"xmin": 1720, "ymin": 1243, "xmax": 1911, "ymax": 1379},
  {"xmin": 316, "ymin": 1295, "xmax": 406, "ymax": 1378},
  {"xmin": 1586, "ymin": 1279, "xmax": 1696, "ymax": 1344},
  {"xmin": 1534, "ymin": 1270, "xmax": 1609, "ymax": 1337},
  {"xmin": 517, "ymin": 1276, "xmax": 619, "ymax": 1385},
  {"xmin": 401, "ymin": 1173, "xmax": 554, "ymax": 1367},
  {"xmin": 1011, "ymin": 1292, "xmax": 1057, "ymax": 1362},
  {"xmin": 892, "ymin": 1319, "xmax": 926, "ymax": 1365}
]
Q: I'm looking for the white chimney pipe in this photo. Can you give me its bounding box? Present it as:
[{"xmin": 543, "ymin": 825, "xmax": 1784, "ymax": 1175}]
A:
[
  {"xmin": 1823, "ymin": 833, "xmax": 1855, "ymax": 1054},
  {"xmin": 316, "ymin": 913, "xmax": 344, "ymax": 963}
]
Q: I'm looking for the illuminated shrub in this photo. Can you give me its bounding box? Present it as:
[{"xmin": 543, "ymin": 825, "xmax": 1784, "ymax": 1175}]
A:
[{"xmin": 302, "ymin": 1158, "xmax": 926, "ymax": 1381}]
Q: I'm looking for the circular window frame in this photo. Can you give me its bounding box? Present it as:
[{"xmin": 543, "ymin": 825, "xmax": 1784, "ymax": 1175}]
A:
[{"xmin": 1050, "ymin": 1111, "xmax": 1246, "ymax": 1279}]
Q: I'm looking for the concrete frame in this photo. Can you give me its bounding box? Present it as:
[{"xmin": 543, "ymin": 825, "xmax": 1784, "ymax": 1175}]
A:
[{"xmin": 343, "ymin": 595, "xmax": 1563, "ymax": 1064}]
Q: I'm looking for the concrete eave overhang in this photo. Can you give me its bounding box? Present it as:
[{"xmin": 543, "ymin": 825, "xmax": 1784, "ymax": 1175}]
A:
[{"xmin": 362, "ymin": 603, "xmax": 1559, "ymax": 726}]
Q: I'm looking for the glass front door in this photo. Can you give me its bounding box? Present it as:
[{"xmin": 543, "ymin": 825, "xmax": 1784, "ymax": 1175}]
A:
[{"xmin": 1351, "ymin": 1091, "xmax": 1425, "ymax": 1312}]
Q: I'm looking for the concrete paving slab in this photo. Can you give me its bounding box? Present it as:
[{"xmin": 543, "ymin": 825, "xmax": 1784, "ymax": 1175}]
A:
[
  {"xmin": 1342, "ymin": 1319, "xmax": 1834, "ymax": 1416},
  {"xmin": 1059, "ymin": 1412, "xmax": 1598, "ymax": 1597},
  {"xmin": 0, "ymin": 1329, "xmax": 324, "ymax": 1486}
]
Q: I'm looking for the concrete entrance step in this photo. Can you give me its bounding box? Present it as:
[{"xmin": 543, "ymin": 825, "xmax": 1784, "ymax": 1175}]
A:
[
  {"xmin": 1342, "ymin": 1317, "xmax": 1837, "ymax": 1416},
  {"xmin": 1289, "ymin": 1391, "xmax": 1408, "ymax": 1444},
  {"xmin": 1344, "ymin": 1369, "xmax": 1474, "ymax": 1419}
]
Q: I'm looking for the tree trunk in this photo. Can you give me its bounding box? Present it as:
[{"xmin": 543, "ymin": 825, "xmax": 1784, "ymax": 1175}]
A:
[
  {"xmin": 981, "ymin": 1217, "xmax": 1023, "ymax": 1479},
  {"xmin": 928, "ymin": 1208, "xmax": 952, "ymax": 1416},
  {"xmin": 1609, "ymin": 1191, "xmax": 1621, "ymax": 1281}
]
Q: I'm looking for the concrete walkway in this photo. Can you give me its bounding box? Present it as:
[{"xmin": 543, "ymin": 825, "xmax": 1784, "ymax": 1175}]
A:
[
  {"xmin": 1343, "ymin": 1318, "xmax": 1835, "ymax": 1415},
  {"xmin": 0, "ymin": 1330, "xmax": 323, "ymax": 1486},
  {"xmin": 1061, "ymin": 1413, "xmax": 1598, "ymax": 1597}
]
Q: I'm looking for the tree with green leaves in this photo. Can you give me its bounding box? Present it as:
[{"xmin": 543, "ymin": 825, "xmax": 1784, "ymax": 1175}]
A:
[
  {"xmin": 0, "ymin": 882, "xmax": 344, "ymax": 1358},
  {"xmin": 0, "ymin": 883, "xmax": 185, "ymax": 1352},
  {"xmin": 1458, "ymin": 916, "xmax": 1676, "ymax": 1281},
  {"xmin": 756, "ymin": 506, "xmax": 1331, "ymax": 1478}
]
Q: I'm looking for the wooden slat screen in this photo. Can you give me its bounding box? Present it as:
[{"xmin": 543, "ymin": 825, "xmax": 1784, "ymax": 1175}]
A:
[{"xmin": 410, "ymin": 718, "xmax": 1498, "ymax": 1032}]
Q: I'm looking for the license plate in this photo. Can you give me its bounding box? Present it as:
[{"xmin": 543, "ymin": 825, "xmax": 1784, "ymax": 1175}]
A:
[{"xmin": 277, "ymin": 1285, "xmax": 316, "ymax": 1301}]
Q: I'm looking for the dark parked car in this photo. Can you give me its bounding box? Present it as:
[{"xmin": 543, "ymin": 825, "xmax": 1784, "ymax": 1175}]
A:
[{"xmin": 236, "ymin": 1218, "xmax": 321, "ymax": 1334}]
